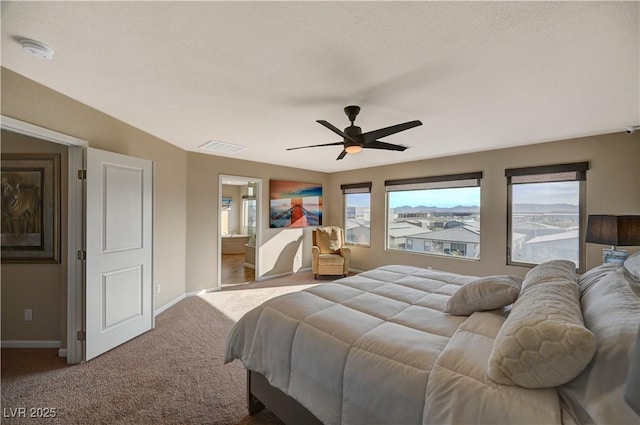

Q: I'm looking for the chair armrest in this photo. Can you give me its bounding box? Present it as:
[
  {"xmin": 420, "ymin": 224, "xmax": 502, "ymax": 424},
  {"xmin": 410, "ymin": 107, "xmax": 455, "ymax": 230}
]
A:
[
  {"xmin": 312, "ymin": 246, "xmax": 320, "ymax": 275},
  {"xmin": 340, "ymin": 246, "xmax": 351, "ymax": 275}
]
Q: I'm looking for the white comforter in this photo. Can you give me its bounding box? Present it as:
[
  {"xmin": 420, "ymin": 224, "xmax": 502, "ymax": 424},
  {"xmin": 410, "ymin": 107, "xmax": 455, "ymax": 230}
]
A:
[{"xmin": 225, "ymin": 265, "xmax": 563, "ymax": 425}]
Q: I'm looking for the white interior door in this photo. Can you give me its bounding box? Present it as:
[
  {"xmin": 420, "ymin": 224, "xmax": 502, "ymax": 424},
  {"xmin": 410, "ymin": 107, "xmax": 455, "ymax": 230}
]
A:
[{"xmin": 85, "ymin": 147, "xmax": 153, "ymax": 361}]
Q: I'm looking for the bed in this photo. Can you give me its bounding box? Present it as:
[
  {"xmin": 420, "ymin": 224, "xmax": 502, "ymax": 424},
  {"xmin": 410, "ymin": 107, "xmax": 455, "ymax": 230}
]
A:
[{"xmin": 225, "ymin": 253, "xmax": 640, "ymax": 425}]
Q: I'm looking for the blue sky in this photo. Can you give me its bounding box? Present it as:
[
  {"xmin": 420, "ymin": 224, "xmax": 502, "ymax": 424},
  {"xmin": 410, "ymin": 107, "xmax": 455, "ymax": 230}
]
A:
[
  {"xmin": 512, "ymin": 181, "xmax": 579, "ymax": 205},
  {"xmin": 346, "ymin": 193, "xmax": 372, "ymax": 208},
  {"xmin": 388, "ymin": 187, "xmax": 480, "ymax": 208}
]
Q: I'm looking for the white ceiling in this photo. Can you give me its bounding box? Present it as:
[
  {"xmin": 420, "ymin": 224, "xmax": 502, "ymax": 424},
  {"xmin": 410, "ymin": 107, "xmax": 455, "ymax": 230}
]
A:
[{"xmin": 1, "ymin": 1, "xmax": 638, "ymax": 173}]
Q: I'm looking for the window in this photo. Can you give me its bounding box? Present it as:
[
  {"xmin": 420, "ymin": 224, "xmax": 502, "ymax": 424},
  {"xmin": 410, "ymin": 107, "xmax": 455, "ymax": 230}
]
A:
[
  {"xmin": 342, "ymin": 182, "xmax": 372, "ymax": 246},
  {"xmin": 450, "ymin": 243, "xmax": 467, "ymax": 256},
  {"xmin": 506, "ymin": 162, "xmax": 588, "ymax": 269},
  {"xmin": 242, "ymin": 196, "xmax": 257, "ymax": 237},
  {"xmin": 385, "ymin": 172, "xmax": 482, "ymax": 259}
]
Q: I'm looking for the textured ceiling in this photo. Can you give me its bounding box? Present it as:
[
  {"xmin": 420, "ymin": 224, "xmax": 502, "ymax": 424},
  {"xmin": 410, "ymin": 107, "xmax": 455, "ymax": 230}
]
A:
[{"xmin": 1, "ymin": 1, "xmax": 638, "ymax": 173}]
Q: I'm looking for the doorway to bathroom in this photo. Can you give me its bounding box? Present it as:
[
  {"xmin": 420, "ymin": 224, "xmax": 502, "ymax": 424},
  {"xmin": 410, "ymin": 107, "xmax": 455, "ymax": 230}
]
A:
[{"xmin": 218, "ymin": 175, "xmax": 261, "ymax": 287}]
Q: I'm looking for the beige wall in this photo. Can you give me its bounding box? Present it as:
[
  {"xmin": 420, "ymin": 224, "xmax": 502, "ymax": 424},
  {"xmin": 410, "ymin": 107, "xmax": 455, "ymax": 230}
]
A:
[
  {"xmin": 327, "ymin": 132, "xmax": 640, "ymax": 277},
  {"xmin": 1, "ymin": 131, "xmax": 68, "ymax": 342},
  {"xmin": 186, "ymin": 152, "xmax": 328, "ymax": 291},
  {"xmin": 1, "ymin": 67, "xmax": 188, "ymax": 315},
  {"xmin": 3, "ymin": 66, "xmax": 639, "ymax": 346}
]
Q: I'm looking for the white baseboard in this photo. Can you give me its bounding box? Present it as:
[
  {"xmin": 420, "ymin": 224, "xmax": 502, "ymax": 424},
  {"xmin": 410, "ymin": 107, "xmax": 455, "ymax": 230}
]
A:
[
  {"xmin": 243, "ymin": 262, "xmax": 256, "ymax": 269},
  {"xmin": 154, "ymin": 268, "xmax": 319, "ymax": 315},
  {"xmin": 252, "ymin": 267, "xmax": 313, "ymax": 282},
  {"xmin": 154, "ymin": 293, "xmax": 187, "ymax": 316},
  {"xmin": 1, "ymin": 340, "xmax": 61, "ymax": 349},
  {"xmin": 258, "ymin": 271, "xmax": 293, "ymax": 281},
  {"xmin": 1, "ymin": 340, "xmax": 67, "ymax": 357},
  {"xmin": 154, "ymin": 287, "xmax": 218, "ymax": 316}
]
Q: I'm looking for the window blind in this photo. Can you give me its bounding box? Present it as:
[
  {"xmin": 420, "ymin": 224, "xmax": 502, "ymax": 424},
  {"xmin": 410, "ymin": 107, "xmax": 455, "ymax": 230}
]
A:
[
  {"xmin": 385, "ymin": 172, "xmax": 482, "ymax": 192},
  {"xmin": 505, "ymin": 162, "xmax": 588, "ymax": 185},
  {"xmin": 341, "ymin": 182, "xmax": 372, "ymax": 194}
]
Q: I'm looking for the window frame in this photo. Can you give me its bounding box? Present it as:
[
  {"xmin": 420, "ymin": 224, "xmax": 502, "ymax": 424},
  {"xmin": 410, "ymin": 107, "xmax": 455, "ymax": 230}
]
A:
[
  {"xmin": 505, "ymin": 162, "xmax": 589, "ymax": 271},
  {"xmin": 342, "ymin": 182, "xmax": 372, "ymax": 247},
  {"xmin": 242, "ymin": 195, "xmax": 257, "ymax": 237},
  {"xmin": 384, "ymin": 172, "xmax": 482, "ymax": 259}
]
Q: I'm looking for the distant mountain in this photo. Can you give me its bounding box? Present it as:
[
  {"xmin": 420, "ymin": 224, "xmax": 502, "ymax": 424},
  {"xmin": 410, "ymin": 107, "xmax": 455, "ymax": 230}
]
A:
[
  {"xmin": 512, "ymin": 203, "xmax": 578, "ymax": 213},
  {"xmin": 393, "ymin": 205, "xmax": 479, "ymax": 214},
  {"xmin": 392, "ymin": 203, "xmax": 577, "ymax": 214}
]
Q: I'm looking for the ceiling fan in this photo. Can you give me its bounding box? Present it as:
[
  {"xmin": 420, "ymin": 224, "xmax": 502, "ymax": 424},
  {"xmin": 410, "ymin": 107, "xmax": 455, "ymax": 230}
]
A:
[{"xmin": 287, "ymin": 106, "xmax": 422, "ymax": 160}]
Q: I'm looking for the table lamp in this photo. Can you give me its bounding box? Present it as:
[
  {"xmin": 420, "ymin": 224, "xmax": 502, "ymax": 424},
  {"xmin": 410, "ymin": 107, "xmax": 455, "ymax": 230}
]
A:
[{"xmin": 585, "ymin": 215, "xmax": 640, "ymax": 264}]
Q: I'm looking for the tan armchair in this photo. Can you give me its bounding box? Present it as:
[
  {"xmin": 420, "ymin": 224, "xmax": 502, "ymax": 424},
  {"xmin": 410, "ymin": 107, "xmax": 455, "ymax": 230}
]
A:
[{"xmin": 312, "ymin": 226, "xmax": 351, "ymax": 279}]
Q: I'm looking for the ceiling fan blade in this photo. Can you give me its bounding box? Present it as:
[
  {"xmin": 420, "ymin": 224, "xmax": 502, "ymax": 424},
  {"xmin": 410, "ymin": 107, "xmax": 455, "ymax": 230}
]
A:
[
  {"xmin": 286, "ymin": 141, "xmax": 344, "ymax": 151},
  {"xmin": 336, "ymin": 150, "xmax": 347, "ymax": 160},
  {"xmin": 317, "ymin": 120, "xmax": 359, "ymax": 144},
  {"xmin": 361, "ymin": 120, "xmax": 422, "ymax": 143},
  {"xmin": 363, "ymin": 140, "xmax": 408, "ymax": 151}
]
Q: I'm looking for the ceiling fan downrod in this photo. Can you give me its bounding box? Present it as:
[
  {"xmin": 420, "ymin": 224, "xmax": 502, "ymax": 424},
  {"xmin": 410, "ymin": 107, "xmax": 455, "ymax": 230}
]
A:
[{"xmin": 344, "ymin": 105, "xmax": 360, "ymax": 125}]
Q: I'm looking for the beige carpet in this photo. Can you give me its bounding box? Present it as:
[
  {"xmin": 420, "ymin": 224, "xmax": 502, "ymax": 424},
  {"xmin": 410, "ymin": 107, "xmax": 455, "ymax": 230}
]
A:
[{"xmin": 1, "ymin": 271, "xmax": 335, "ymax": 424}]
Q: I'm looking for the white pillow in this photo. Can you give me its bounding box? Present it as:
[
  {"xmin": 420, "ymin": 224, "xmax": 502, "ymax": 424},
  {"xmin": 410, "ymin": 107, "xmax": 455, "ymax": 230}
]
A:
[
  {"xmin": 487, "ymin": 261, "xmax": 596, "ymax": 389},
  {"xmin": 561, "ymin": 267, "xmax": 640, "ymax": 425},
  {"xmin": 443, "ymin": 275, "xmax": 522, "ymax": 316},
  {"xmin": 623, "ymin": 251, "xmax": 640, "ymax": 295}
]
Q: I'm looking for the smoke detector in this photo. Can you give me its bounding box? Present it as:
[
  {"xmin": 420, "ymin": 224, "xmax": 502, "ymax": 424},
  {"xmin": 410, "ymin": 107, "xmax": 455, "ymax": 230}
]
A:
[{"xmin": 21, "ymin": 39, "xmax": 54, "ymax": 60}]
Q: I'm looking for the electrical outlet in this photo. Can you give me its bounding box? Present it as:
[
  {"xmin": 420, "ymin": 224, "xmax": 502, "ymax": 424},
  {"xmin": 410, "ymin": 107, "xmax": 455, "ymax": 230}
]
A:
[
  {"xmin": 24, "ymin": 309, "xmax": 32, "ymax": 321},
  {"xmin": 156, "ymin": 284, "xmax": 161, "ymax": 294}
]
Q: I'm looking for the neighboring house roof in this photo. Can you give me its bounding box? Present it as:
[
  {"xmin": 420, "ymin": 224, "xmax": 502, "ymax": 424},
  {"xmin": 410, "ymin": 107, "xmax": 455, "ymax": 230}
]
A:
[
  {"xmin": 345, "ymin": 220, "xmax": 369, "ymax": 230},
  {"xmin": 387, "ymin": 222, "xmax": 426, "ymax": 238},
  {"xmin": 512, "ymin": 221, "xmax": 561, "ymax": 231},
  {"xmin": 512, "ymin": 232, "xmax": 527, "ymax": 243},
  {"xmin": 526, "ymin": 229, "xmax": 579, "ymax": 244},
  {"xmin": 460, "ymin": 220, "xmax": 480, "ymax": 232},
  {"xmin": 408, "ymin": 227, "xmax": 480, "ymax": 244}
]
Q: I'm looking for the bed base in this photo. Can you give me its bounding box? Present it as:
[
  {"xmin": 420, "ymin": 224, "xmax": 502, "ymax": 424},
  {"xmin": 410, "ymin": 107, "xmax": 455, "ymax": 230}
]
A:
[{"xmin": 247, "ymin": 369, "xmax": 323, "ymax": 425}]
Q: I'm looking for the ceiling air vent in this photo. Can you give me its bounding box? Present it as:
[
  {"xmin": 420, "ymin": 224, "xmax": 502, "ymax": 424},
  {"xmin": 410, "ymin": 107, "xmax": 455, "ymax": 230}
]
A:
[{"xmin": 199, "ymin": 140, "xmax": 247, "ymax": 154}]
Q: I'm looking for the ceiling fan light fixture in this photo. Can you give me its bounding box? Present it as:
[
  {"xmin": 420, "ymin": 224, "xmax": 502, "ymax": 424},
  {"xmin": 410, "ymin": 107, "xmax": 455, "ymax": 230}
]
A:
[{"xmin": 288, "ymin": 106, "xmax": 421, "ymax": 161}]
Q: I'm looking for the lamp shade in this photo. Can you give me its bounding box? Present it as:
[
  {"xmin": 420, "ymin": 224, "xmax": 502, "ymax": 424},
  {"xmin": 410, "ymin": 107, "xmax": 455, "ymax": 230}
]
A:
[{"xmin": 585, "ymin": 215, "xmax": 640, "ymax": 246}]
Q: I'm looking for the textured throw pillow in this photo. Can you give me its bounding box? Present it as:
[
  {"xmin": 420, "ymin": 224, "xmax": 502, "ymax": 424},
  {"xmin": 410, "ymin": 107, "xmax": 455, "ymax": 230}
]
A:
[
  {"xmin": 521, "ymin": 259, "xmax": 576, "ymax": 291},
  {"xmin": 316, "ymin": 227, "xmax": 341, "ymax": 254},
  {"xmin": 487, "ymin": 261, "xmax": 596, "ymax": 389},
  {"xmin": 443, "ymin": 275, "xmax": 522, "ymax": 316}
]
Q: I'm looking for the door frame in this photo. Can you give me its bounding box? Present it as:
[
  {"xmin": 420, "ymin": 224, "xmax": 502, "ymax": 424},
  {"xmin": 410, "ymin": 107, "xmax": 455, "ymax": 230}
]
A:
[
  {"xmin": 218, "ymin": 174, "xmax": 262, "ymax": 288},
  {"xmin": 1, "ymin": 115, "xmax": 86, "ymax": 364}
]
